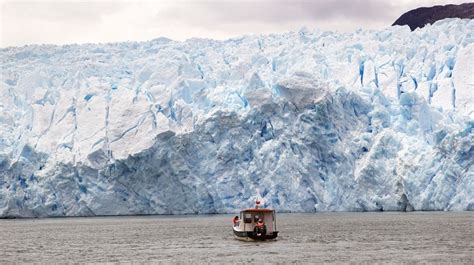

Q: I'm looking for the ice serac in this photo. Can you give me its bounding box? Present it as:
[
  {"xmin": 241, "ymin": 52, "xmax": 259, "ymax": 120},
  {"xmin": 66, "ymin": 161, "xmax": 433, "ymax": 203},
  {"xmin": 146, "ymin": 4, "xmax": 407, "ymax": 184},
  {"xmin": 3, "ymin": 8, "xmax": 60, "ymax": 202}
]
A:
[
  {"xmin": 0, "ymin": 19, "xmax": 473, "ymax": 217},
  {"xmin": 452, "ymin": 43, "xmax": 474, "ymax": 118}
]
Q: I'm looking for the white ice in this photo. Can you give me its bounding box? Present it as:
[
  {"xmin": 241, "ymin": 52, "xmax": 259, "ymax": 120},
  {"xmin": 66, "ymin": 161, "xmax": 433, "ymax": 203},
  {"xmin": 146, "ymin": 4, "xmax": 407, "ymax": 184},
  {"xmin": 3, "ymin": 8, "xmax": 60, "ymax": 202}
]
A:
[{"xmin": 0, "ymin": 19, "xmax": 472, "ymax": 217}]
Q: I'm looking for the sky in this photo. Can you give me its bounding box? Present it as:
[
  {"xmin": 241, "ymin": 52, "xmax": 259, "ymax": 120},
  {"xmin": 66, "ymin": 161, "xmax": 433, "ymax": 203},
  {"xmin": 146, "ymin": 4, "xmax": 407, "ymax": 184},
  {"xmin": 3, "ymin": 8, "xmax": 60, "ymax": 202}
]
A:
[{"xmin": 0, "ymin": 0, "xmax": 470, "ymax": 47}]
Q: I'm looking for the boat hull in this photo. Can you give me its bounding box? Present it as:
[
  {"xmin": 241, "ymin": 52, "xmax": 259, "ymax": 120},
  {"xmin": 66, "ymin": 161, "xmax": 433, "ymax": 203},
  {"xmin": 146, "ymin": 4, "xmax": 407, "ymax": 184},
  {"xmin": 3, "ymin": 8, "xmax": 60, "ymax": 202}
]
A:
[{"xmin": 233, "ymin": 228, "xmax": 278, "ymax": 241}]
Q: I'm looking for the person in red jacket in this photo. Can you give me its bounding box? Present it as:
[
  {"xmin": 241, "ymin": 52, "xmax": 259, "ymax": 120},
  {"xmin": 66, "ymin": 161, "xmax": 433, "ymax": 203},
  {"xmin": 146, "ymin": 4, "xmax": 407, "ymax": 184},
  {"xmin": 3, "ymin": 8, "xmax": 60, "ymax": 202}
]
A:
[{"xmin": 233, "ymin": 215, "xmax": 239, "ymax": 226}]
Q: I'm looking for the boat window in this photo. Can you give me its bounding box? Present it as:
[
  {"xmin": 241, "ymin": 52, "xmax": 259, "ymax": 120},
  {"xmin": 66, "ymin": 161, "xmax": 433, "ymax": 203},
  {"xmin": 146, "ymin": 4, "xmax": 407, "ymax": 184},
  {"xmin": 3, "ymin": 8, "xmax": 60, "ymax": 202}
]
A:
[
  {"xmin": 254, "ymin": 214, "xmax": 262, "ymax": 222},
  {"xmin": 244, "ymin": 213, "xmax": 252, "ymax": 223}
]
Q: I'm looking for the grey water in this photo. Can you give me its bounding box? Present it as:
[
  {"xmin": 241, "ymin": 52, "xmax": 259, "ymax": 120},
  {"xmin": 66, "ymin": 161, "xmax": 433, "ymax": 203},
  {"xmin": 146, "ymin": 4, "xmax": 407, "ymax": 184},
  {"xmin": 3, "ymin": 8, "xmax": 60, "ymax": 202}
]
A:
[{"xmin": 0, "ymin": 212, "xmax": 472, "ymax": 263}]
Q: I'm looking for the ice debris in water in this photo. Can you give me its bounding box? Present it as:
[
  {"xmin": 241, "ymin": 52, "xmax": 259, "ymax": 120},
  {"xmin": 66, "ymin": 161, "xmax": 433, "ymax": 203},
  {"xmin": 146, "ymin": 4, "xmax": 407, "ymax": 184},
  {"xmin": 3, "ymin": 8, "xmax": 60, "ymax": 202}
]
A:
[{"xmin": 0, "ymin": 18, "xmax": 473, "ymax": 217}]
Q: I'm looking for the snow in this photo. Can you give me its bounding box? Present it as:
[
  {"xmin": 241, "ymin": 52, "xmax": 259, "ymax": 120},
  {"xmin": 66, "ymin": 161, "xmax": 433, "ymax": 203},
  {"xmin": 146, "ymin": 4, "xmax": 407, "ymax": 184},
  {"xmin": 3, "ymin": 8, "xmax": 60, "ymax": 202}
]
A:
[{"xmin": 0, "ymin": 18, "xmax": 473, "ymax": 217}]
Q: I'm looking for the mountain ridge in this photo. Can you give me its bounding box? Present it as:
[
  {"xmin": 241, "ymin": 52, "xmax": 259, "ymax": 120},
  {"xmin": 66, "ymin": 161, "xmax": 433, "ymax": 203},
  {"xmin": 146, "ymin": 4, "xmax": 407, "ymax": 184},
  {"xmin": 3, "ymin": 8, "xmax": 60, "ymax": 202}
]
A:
[{"xmin": 393, "ymin": 2, "xmax": 474, "ymax": 30}]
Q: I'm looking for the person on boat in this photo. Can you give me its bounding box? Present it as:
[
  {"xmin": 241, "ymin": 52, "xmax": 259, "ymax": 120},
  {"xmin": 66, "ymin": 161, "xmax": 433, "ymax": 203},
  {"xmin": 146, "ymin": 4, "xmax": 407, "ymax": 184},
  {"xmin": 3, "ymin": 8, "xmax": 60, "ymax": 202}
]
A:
[
  {"xmin": 254, "ymin": 218, "xmax": 266, "ymax": 236},
  {"xmin": 233, "ymin": 216, "xmax": 239, "ymax": 226}
]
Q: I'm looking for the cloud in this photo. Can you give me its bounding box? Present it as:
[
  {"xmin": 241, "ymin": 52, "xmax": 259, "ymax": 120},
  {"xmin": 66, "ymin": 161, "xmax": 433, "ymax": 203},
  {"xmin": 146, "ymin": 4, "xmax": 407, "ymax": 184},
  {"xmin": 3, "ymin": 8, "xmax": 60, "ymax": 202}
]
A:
[
  {"xmin": 1, "ymin": 1, "xmax": 127, "ymax": 46},
  {"xmin": 161, "ymin": 0, "xmax": 395, "ymax": 24},
  {"xmin": 2, "ymin": 1, "xmax": 123, "ymax": 22},
  {"xmin": 0, "ymin": 0, "xmax": 469, "ymax": 47},
  {"xmin": 159, "ymin": 0, "xmax": 469, "ymax": 28}
]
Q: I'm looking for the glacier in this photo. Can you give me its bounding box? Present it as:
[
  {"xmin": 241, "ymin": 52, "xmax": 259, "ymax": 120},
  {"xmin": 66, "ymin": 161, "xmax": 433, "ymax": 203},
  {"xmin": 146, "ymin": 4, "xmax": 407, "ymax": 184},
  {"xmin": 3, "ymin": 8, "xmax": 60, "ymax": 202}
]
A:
[{"xmin": 0, "ymin": 18, "xmax": 473, "ymax": 217}]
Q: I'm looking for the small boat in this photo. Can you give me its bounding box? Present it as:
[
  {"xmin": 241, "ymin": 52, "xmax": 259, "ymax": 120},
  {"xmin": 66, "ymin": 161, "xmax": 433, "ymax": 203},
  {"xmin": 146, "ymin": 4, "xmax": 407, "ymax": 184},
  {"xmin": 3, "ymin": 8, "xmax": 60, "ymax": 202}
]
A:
[{"xmin": 232, "ymin": 199, "xmax": 278, "ymax": 241}]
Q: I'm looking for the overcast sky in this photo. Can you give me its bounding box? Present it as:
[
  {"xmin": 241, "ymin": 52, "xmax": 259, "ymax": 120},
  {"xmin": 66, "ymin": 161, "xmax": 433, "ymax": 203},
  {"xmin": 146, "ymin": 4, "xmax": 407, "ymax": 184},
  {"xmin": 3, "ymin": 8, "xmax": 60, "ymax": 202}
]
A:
[{"xmin": 0, "ymin": 0, "xmax": 469, "ymax": 47}]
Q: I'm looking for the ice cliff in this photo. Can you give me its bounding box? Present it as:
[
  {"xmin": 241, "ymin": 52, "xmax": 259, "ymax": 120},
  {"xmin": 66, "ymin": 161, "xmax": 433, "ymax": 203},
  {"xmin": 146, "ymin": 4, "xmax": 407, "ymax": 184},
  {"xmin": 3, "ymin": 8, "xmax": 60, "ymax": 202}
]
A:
[{"xmin": 0, "ymin": 19, "xmax": 473, "ymax": 217}]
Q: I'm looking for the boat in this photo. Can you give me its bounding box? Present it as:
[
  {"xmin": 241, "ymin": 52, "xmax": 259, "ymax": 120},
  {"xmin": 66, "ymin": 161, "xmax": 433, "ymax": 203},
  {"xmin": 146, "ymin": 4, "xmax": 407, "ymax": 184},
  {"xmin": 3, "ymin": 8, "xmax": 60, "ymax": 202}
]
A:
[{"xmin": 232, "ymin": 199, "xmax": 278, "ymax": 241}]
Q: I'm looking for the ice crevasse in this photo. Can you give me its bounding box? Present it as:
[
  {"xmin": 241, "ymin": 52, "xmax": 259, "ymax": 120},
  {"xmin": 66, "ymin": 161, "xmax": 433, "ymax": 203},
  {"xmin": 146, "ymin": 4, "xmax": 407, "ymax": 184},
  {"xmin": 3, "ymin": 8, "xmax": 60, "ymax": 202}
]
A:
[{"xmin": 0, "ymin": 18, "xmax": 473, "ymax": 217}]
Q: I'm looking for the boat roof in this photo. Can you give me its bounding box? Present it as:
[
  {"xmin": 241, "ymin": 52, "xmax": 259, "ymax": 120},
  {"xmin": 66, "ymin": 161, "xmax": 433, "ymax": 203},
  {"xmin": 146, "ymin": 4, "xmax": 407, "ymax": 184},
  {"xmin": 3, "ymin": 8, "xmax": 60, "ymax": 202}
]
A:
[{"xmin": 241, "ymin": 208, "xmax": 274, "ymax": 213}]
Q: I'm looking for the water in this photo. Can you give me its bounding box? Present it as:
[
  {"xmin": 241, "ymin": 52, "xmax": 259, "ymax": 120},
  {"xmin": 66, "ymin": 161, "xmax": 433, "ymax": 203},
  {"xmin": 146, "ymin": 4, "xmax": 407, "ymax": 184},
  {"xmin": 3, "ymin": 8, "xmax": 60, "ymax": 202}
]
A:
[{"xmin": 0, "ymin": 212, "xmax": 472, "ymax": 263}]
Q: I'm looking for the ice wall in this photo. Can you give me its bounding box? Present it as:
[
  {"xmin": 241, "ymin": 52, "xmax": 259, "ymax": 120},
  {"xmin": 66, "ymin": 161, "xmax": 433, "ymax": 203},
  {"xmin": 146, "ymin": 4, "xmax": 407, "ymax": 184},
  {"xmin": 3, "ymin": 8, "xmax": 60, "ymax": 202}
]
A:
[{"xmin": 0, "ymin": 19, "xmax": 473, "ymax": 217}]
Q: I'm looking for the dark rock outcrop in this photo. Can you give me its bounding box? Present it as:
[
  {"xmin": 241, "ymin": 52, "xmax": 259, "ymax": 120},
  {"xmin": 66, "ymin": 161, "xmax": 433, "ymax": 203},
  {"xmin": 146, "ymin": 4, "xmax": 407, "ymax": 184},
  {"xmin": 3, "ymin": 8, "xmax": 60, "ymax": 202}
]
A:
[{"xmin": 393, "ymin": 3, "xmax": 474, "ymax": 30}]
